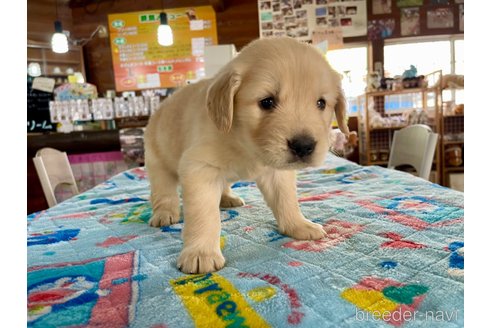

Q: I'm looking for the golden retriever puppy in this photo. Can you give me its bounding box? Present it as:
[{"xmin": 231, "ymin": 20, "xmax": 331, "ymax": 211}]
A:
[{"xmin": 144, "ymin": 37, "xmax": 349, "ymax": 274}]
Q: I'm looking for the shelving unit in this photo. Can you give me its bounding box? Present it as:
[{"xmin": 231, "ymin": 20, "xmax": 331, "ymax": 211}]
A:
[
  {"xmin": 357, "ymin": 71, "xmax": 443, "ymax": 184},
  {"xmin": 27, "ymin": 40, "xmax": 86, "ymax": 85},
  {"xmin": 440, "ymin": 109, "xmax": 464, "ymax": 188}
]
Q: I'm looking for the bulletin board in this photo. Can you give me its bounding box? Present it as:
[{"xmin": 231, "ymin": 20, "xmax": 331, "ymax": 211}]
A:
[
  {"xmin": 257, "ymin": 0, "xmax": 367, "ymax": 43},
  {"xmin": 108, "ymin": 6, "xmax": 218, "ymax": 92}
]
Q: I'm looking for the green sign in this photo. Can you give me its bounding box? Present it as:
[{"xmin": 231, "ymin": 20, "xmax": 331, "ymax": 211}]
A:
[
  {"xmin": 111, "ymin": 19, "xmax": 125, "ymax": 29},
  {"xmin": 113, "ymin": 37, "xmax": 127, "ymax": 45},
  {"xmin": 139, "ymin": 14, "xmax": 160, "ymax": 23},
  {"xmin": 157, "ymin": 65, "xmax": 173, "ymax": 72}
]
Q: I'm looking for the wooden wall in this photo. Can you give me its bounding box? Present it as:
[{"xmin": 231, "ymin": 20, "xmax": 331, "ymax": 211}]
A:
[{"xmin": 28, "ymin": 0, "xmax": 73, "ymax": 44}]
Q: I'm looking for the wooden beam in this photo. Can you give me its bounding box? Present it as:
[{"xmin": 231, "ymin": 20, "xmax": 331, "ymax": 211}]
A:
[
  {"xmin": 68, "ymin": 0, "xmax": 111, "ymax": 8},
  {"xmin": 208, "ymin": 0, "xmax": 225, "ymax": 12}
]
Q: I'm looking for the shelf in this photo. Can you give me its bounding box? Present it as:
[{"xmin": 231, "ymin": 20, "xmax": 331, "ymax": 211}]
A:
[
  {"xmin": 368, "ymin": 123, "xmax": 436, "ymax": 132},
  {"xmin": 356, "ymin": 70, "xmax": 460, "ymax": 187},
  {"xmin": 443, "ymin": 114, "xmax": 464, "ymax": 118},
  {"xmin": 27, "ymin": 58, "xmax": 81, "ymax": 65},
  {"xmin": 45, "ymin": 74, "xmax": 70, "ymax": 77},
  {"xmin": 27, "ymin": 42, "xmax": 86, "ymax": 82},
  {"xmin": 368, "ymin": 160, "xmax": 389, "ymax": 165},
  {"xmin": 365, "ymin": 87, "xmax": 439, "ymax": 97},
  {"xmin": 443, "ymin": 140, "xmax": 464, "ymax": 145},
  {"xmin": 444, "ymin": 166, "xmax": 464, "ymax": 173}
]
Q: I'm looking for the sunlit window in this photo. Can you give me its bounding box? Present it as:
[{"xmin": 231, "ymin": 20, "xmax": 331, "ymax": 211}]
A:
[
  {"xmin": 454, "ymin": 40, "xmax": 464, "ymax": 74},
  {"xmin": 453, "ymin": 39, "xmax": 464, "ymax": 105},
  {"xmin": 326, "ymin": 45, "xmax": 368, "ymax": 116},
  {"xmin": 384, "ymin": 40, "xmax": 451, "ymax": 77},
  {"xmin": 384, "ymin": 37, "xmax": 464, "ymax": 110}
]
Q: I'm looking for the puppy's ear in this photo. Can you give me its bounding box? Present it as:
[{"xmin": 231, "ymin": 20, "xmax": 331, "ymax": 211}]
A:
[
  {"xmin": 206, "ymin": 69, "xmax": 242, "ymax": 133},
  {"xmin": 334, "ymin": 86, "xmax": 350, "ymax": 136}
]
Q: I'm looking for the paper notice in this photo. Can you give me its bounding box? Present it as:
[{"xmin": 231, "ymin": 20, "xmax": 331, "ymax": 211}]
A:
[
  {"xmin": 312, "ymin": 27, "xmax": 344, "ymax": 50},
  {"xmin": 32, "ymin": 77, "xmax": 56, "ymax": 93},
  {"xmin": 190, "ymin": 20, "xmax": 204, "ymax": 31},
  {"xmin": 192, "ymin": 38, "xmax": 205, "ymax": 56}
]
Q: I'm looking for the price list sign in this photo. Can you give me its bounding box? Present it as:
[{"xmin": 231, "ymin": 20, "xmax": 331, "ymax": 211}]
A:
[{"xmin": 108, "ymin": 6, "xmax": 218, "ymax": 91}]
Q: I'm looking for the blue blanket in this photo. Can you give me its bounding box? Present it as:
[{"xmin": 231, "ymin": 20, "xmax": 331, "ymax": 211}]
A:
[{"xmin": 27, "ymin": 155, "xmax": 464, "ymax": 327}]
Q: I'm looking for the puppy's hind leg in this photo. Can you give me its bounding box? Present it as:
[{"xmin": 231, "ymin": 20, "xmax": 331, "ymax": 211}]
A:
[
  {"xmin": 147, "ymin": 161, "xmax": 180, "ymax": 227},
  {"xmin": 220, "ymin": 183, "xmax": 245, "ymax": 208}
]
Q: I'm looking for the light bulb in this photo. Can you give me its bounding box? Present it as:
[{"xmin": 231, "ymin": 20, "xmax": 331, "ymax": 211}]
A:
[
  {"xmin": 157, "ymin": 13, "xmax": 173, "ymax": 46},
  {"xmin": 158, "ymin": 24, "xmax": 173, "ymax": 46},
  {"xmin": 52, "ymin": 32, "xmax": 69, "ymax": 53},
  {"xmin": 51, "ymin": 21, "xmax": 69, "ymax": 53}
]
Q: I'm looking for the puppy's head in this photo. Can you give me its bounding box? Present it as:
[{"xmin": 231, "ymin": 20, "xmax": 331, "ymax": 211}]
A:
[{"xmin": 206, "ymin": 37, "xmax": 349, "ymax": 170}]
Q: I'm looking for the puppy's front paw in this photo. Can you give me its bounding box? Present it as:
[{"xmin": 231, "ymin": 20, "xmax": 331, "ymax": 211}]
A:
[
  {"xmin": 149, "ymin": 207, "xmax": 180, "ymax": 227},
  {"xmin": 281, "ymin": 220, "xmax": 327, "ymax": 240},
  {"xmin": 220, "ymin": 193, "xmax": 245, "ymax": 208},
  {"xmin": 177, "ymin": 247, "xmax": 225, "ymax": 274}
]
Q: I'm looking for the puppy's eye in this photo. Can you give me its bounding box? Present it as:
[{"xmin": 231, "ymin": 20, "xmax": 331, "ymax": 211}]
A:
[
  {"xmin": 317, "ymin": 98, "xmax": 326, "ymax": 110},
  {"xmin": 259, "ymin": 97, "xmax": 276, "ymax": 110}
]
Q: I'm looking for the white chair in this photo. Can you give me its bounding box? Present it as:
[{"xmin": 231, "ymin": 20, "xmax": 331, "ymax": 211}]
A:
[
  {"xmin": 387, "ymin": 124, "xmax": 439, "ymax": 180},
  {"xmin": 33, "ymin": 147, "xmax": 79, "ymax": 208}
]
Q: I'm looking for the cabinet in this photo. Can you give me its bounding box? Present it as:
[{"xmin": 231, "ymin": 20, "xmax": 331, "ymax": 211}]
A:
[
  {"xmin": 357, "ymin": 71, "xmax": 442, "ymax": 184},
  {"xmin": 27, "ymin": 41, "xmax": 87, "ymax": 132},
  {"xmin": 440, "ymin": 87, "xmax": 464, "ymax": 189},
  {"xmin": 27, "ymin": 40, "xmax": 86, "ymax": 85}
]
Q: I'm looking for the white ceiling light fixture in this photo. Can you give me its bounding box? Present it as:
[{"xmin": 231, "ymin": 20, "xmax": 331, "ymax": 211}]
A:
[
  {"xmin": 52, "ymin": 20, "xmax": 69, "ymax": 54},
  {"xmin": 51, "ymin": 0, "xmax": 69, "ymax": 54},
  {"xmin": 158, "ymin": 10, "xmax": 173, "ymax": 46}
]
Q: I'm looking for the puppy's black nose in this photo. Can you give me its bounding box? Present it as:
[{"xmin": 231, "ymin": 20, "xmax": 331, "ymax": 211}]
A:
[{"xmin": 288, "ymin": 135, "xmax": 316, "ymax": 158}]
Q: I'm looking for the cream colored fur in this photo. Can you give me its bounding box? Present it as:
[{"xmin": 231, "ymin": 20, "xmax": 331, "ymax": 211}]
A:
[{"xmin": 144, "ymin": 37, "xmax": 349, "ymax": 274}]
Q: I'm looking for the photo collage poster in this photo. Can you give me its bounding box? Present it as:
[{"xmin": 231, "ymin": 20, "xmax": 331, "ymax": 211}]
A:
[
  {"xmin": 258, "ymin": 0, "xmax": 367, "ymax": 45},
  {"xmin": 401, "ymin": 7, "xmax": 420, "ymax": 36}
]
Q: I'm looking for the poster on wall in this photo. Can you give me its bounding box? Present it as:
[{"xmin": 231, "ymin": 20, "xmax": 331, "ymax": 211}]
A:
[
  {"xmin": 312, "ymin": 27, "xmax": 344, "ymax": 50},
  {"xmin": 401, "ymin": 7, "xmax": 420, "ymax": 36},
  {"xmin": 396, "ymin": 0, "xmax": 423, "ymax": 7},
  {"xmin": 427, "ymin": 8, "xmax": 454, "ymax": 29},
  {"xmin": 108, "ymin": 6, "xmax": 218, "ymax": 92},
  {"xmin": 372, "ymin": 0, "xmax": 392, "ymax": 15},
  {"xmin": 367, "ymin": 19, "xmax": 395, "ymax": 40},
  {"xmin": 257, "ymin": 0, "xmax": 367, "ymax": 44}
]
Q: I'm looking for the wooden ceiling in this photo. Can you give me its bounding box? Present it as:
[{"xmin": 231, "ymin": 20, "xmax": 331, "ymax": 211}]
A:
[{"xmin": 68, "ymin": 0, "xmax": 225, "ymax": 12}]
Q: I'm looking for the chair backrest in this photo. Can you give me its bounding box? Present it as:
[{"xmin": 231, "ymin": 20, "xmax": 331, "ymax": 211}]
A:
[
  {"xmin": 33, "ymin": 147, "xmax": 79, "ymax": 208},
  {"xmin": 387, "ymin": 124, "xmax": 439, "ymax": 180}
]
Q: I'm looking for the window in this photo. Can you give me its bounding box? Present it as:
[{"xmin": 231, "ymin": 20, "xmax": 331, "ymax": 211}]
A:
[
  {"xmin": 383, "ymin": 36, "xmax": 464, "ymax": 110},
  {"xmin": 384, "ymin": 39, "xmax": 452, "ymax": 77},
  {"xmin": 453, "ymin": 39, "xmax": 464, "ymax": 105},
  {"xmin": 326, "ymin": 45, "xmax": 368, "ymax": 116},
  {"xmin": 454, "ymin": 39, "xmax": 464, "ymax": 75}
]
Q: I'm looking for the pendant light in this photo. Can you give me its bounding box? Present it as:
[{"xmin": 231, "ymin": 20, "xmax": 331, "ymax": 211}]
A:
[
  {"xmin": 51, "ymin": 0, "xmax": 69, "ymax": 53},
  {"xmin": 157, "ymin": 1, "xmax": 173, "ymax": 46}
]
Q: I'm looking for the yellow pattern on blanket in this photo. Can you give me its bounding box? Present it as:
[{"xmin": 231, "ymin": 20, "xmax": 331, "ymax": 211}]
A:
[{"xmin": 171, "ymin": 273, "xmax": 270, "ymax": 327}]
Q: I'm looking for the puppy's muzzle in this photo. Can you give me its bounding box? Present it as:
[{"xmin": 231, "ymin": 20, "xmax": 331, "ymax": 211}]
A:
[{"xmin": 287, "ymin": 135, "xmax": 317, "ymax": 159}]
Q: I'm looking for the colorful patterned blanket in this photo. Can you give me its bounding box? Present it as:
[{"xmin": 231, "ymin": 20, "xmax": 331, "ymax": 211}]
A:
[{"xmin": 27, "ymin": 155, "xmax": 464, "ymax": 327}]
